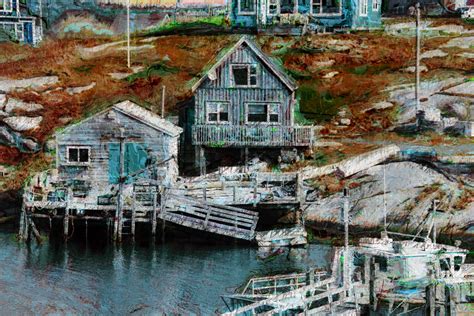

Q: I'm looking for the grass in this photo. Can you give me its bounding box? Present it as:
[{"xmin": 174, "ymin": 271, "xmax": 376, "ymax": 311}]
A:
[
  {"xmin": 126, "ymin": 61, "xmax": 179, "ymax": 83},
  {"xmin": 146, "ymin": 15, "xmax": 227, "ymax": 35}
]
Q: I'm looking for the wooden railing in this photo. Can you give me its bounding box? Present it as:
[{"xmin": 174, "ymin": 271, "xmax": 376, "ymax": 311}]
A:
[
  {"xmin": 192, "ymin": 125, "xmax": 316, "ymax": 147},
  {"xmin": 241, "ymin": 269, "xmax": 330, "ymax": 297}
]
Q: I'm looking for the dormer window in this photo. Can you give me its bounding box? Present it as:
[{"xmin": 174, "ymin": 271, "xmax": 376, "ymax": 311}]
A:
[{"xmin": 232, "ymin": 64, "xmax": 258, "ymax": 87}]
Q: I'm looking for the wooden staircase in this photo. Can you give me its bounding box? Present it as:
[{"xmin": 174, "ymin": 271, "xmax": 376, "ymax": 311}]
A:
[{"xmin": 160, "ymin": 193, "xmax": 259, "ymax": 241}]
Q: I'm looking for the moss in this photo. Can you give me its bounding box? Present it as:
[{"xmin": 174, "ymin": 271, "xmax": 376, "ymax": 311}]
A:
[
  {"xmin": 297, "ymin": 85, "xmax": 344, "ymax": 123},
  {"xmin": 146, "ymin": 16, "xmax": 226, "ymax": 35},
  {"xmin": 126, "ymin": 62, "xmax": 179, "ymax": 83}
]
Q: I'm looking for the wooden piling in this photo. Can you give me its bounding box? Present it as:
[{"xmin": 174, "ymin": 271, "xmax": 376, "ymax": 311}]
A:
[
  {"xmin": 369, "ymin": 257, "xmax": 377, "ymax": 312},
  {"xmin": 63, "ymin": 207, "xmax": 69, "ymax": 241},
  {"xmin": 131, "ymin": 191, "xmax": 136, "ymax": 236},
  {"xmin": 152, "ymin": 192, "xmax": 157, "ymax": 236}
]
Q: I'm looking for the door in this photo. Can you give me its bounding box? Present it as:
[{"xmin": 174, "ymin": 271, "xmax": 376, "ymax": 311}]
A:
[{"xmin": 108, "ymin": 142, "xmax": 148, "ymax": 184}]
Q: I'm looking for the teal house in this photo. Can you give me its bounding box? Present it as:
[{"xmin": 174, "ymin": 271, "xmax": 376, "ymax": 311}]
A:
[{"xmin": 231, "ymin": 0, "xmax": 382, "ymax": 31}]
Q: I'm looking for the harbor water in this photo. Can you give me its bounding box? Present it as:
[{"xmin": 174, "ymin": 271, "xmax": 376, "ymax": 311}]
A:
[{"xmin": 0, "ymin": 228, "xmax": 332, "ymax": 315}]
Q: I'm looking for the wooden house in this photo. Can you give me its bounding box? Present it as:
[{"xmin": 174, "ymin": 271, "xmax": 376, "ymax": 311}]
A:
[
  {"xmin": 54, "ymin": 100, "xmax": 182, "ymax": 206},
  {"xmin": 179, "ymin": 37, "xmax": 315, "ymax": 174},
  {"xmin": 230, "ymin": 0, "xmax": 382, "ymax": 33},
  {"xmin": 0, "ymin": 0, "xmax": 42, "ymax": 44}
]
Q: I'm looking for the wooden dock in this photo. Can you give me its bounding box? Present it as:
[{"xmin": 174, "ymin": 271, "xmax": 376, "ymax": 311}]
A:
[{"xmin": 175, "ymin": 172, "xmax": 305, "ymax": 207}]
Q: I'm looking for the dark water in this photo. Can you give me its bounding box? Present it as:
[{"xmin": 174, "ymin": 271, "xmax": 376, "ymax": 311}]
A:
[{"xmin": 0, "ymin": 230, "xmax": 332, "ymax": 315}]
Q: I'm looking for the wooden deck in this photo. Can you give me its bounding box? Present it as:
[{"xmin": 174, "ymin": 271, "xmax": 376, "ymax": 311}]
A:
[
  {"xmin": 192, "ymin": 125, "xmax": 316, "ymax": 147},
  {"xmin": 175, "ymin": 172, "xmax": 305, "ymax": 206}
]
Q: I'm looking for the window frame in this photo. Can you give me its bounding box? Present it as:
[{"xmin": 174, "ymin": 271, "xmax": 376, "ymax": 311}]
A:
[
  {"xmin": 205, "ymin": 101, "xmax": 231, "ymax": 124},
  {"xmin": 238, "ymin": 0, "xmax": 256, "ymax": 15},
  {"xmin": 66, "ymin": 146, "xmax": 91, "ymax": 165},
  {"xmin": 231, "ymin": 64, "xmax": 259, "ymax": 88},
  {"xmin": 360, "ymin": 0, "xmax": 368, "ymax": 16},
  {"xmin": 310, "ymin": 0, "xmax": 342, "ymax": 16},
  {"xmin": 268, "ymin": 0, "xmax": 280, "ymax": 16},
  {"xmin": 372, "ymin": 0, "xmax": 379, "ymax": 11},
  {"xmin": 245, "ymin": 102, "xmax": 281, "ymax": 125},
  {"xmin": 0, "ymin": 0, "xmax": 13, "ymax": 13},
  {"xmin": 15, "ymin": 23, "xmax": 24, "ymax": 42}
]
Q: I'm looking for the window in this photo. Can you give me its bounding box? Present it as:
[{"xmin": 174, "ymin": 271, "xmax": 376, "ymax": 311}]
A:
[
  {"xmin": 0, "ymin": 0, "xmax": 13, "ymax": 12},
  {"xmin": 280, "ymin": 0, "xmax": 296, "ymax": 13},
  {"xmin": 372, "ymin": 0, "xmax": 379, "ymax": 11},
  {"xmin": 239, "ymin": 0, "xmax": 255, "ymax": 14},
  {"xmin": 311, "ymin": 0, "xmax": 342, "ymax": 15},
  {"xmin": 15, "ymin": 24, "xmax": 24, "ymax": 42},
  {"xmin": 268, "ymin": 0, "xmax": 279, "ymax": 15},
  {"xmin": 206, "ymin": 102, "xmax": 229, "ymax": 123},
  {"xmin": 232, "ymin": 64, "xmax": 258, "ymax": 87},
  {"xmin": 246, "ymin": 103, "xmax": 280, "ymax": 124},
  {"xmin": 360, "ymin": 0, "xmax": 368, "ymax": 16},
  {"xmin": 67, "ymin": 147, "xmax": 90, "ymax": 164}
]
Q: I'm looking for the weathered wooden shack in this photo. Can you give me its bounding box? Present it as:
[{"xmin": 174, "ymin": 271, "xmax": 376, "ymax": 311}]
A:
[
  {"xmin": 180, "ymin": 36, "xmax": 316, "ymax": 175},
  {"xmin": 21, "ymin": 100, "xmax": 185, "ymax": 241}
]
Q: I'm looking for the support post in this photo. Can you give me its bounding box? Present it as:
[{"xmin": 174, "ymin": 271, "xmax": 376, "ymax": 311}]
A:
[
  {"xmin": 152, "ymin": 192, "xmax": 157, "ymax": 236},
  {"xmin": 199, "ymin": 146, "xmax": 206, "ymax": 176},
  {"xmin": 369, "ymin": 257, "xmax": 377, "ymax": 312},
  {"xmin": 115, "ymin": 129, "xmax": 125, "ymax": 242},
  {"xmin": 131, "ymin": 190, "xmax": 136, "ymax": 236},
  {"xmin": 64, "ymin": 207, "xmax": 69, "ymax": 241},
  {"xmin": 425, "ymin": 276, "xmax": 436, "ymax": 316},
  {"xmin": 244, "ymin": 147, "xmax": 249, "ymax": 172},
  {"xmin": 342, "ymin": 188, "xmax": 350, "ymax": 288},
  {"xmin": 19, "ymin": 203, "xmax": 26, "ymax": 240}
]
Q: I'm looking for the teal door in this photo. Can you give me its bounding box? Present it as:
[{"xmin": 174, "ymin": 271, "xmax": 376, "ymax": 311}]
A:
[{"xmin": 108, "ymin": 143, "xmax": 148, "ymax": 184}]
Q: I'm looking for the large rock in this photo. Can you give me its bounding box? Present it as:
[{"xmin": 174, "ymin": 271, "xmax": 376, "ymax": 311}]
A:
[
  {"xmin": 4, "ymin": 98, "xmax": 43, "ymax": 113},
  {"xmin": 0, "ymin": 76, "xmax": 59, "ymax": 93},
  {"xmin": 3, "ymin": 116, "xmax": 43, "ymax": 131},
  {"xmin": 305, "ymin": 161, "xmax": 473, "ymax": 236},
  {"xmin": 0, "ymin": 125, "xmax": 40, "ymax": 152},
  {"xmin": 0, "ymin": 94, "xmax": 5, "ymax": 109}
]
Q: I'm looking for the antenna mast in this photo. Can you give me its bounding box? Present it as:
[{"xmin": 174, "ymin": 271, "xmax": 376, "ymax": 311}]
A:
[{"xmin": 415, "ymin": 2, "xmax": 421, "ymax": 126}]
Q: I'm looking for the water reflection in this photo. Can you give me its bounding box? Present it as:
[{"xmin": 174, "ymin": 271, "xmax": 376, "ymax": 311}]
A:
[{"xmin": 0, "ymin": 232, "xmax": 331, "ymax": 314}]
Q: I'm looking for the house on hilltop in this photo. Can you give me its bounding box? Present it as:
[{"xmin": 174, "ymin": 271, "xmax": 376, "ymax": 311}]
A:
[
  {"xmin": 230, "ymin": 0, "xmax": 382, "ymax": 32},
  {"xmin": 0, "ymin": 0, "xmax": 42, "ymax": 44},
  {"xmin": 179, "ymin": 36, "xmax": 316, "ymax": 175}
]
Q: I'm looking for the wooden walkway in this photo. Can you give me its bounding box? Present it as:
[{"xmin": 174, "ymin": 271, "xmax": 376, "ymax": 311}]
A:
[
  {"xmin": 161, "ymin": 193, "xmax": 259, "ymax": 240},
  {"xmin": 175, "ymin": 172, "xmax": 305, "ymax": 206}
]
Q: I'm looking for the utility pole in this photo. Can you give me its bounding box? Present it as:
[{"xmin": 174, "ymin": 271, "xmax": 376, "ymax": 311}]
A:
[
  {"xmin": 415, "ymin": 2, "xmax": 421, "ymax": 126},
  {"xmin": 161, "ymin": 85, "xmax": 166, "ymax": 118},
  {"xmin": 342, "ymin": 187, "xmax": 350, "ymax": 288},
  {"xmin": 432, "ymin": 199, "xmax": 438, "ymax": 245},
  {"xmin": 127, "ymin": 0, "xmax": 131, "ymax": 69}
]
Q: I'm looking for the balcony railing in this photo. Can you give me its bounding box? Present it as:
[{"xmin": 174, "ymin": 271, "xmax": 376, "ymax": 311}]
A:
[{"xmin": 192, "ymin": 124, "xmax": 316, "ymax": 147}]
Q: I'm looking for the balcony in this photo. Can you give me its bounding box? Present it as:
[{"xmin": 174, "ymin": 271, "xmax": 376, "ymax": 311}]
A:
[{"xmin": 192, "ymin": 124, "xmax": 316, "ymax": 147}]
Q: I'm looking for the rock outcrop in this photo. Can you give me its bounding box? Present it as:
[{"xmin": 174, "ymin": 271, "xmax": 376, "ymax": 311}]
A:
[{"xmin": 304, "ymin": 161, "xmax": 473, "ymax": 238}]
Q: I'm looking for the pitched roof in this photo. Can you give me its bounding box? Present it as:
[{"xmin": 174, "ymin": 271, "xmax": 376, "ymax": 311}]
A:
[
  {"xmin": 56, "ymin": 100, "xmax": 182, "ymax": 138},
  {"xmin": 113, "ymin": 100, "xmax": 183, "ymax": 137},
  {"xmin": 191, "ymin": 36, "xmax": 298, "ymax": 93}
]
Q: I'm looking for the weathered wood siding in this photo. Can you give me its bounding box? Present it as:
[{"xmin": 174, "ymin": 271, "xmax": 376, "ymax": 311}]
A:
[
  {"xmin": 56, "ymin": 108, "xmax": 179, "ymax": 197},
  {"xmin": 195, "ymin": 42, "xmax": 294, "ymax": 127}
]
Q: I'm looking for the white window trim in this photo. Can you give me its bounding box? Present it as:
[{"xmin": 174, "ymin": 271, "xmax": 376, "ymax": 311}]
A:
[
  {"xmin": 267, "ymin": 0, "xmax": 280, "ymax": 16},
  {"xmin": 245, "ymin": 102, "xmax": 281, "ymax": 125},
  {"xmin": 310, "ymin": 0, "xmax": 343, "ymax": 16},
  {"xmin": 205, "ymin": 101, "xmax": 231, "ymax": 124},
  {"xmin": 231, "ymin": 64, "xmax": 258, "ymax": 88},
  {"xmin": 15, "ymin": 23, "xmax": 23, "ymax": 42},
  {"xmin": 0, "ymin": 0, "xmax": 13, "ymax": 13},
  {"xmin": 372, "ymin": 0, "xmax": 379, "ymax": 11},
  {"xmin": 360, "ymin": 0, "xmax": 368, "ymax": 16},
  {"xmin": 66, "ymin": 146, "xmax": 91, "ymax": 165},
  {"xmin": 238, "ymin": 0, "xmax": 256, "ymax": 15}
]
